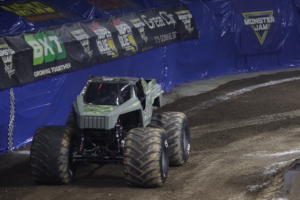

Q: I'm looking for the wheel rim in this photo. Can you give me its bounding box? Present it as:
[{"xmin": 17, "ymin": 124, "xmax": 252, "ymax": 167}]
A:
[
  {"xmin": 182, "ymin": 125, "xmax": 191, "ymax": 160},
  {"xmin": 161, "ymin": 142, "xmax": 169, "ymax": 180}
]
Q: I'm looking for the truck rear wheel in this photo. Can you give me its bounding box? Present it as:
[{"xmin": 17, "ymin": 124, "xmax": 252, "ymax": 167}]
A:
[
  {"xmin": 151, "ymin": 112, "xmax": 191, "ymax": 166},
  {"xmin": 30, "ymin": 126, "xmax": 75, "ymax": 184},
  {"xmin": 123, "ymin": 127, "xmax": 169, "ymax": 188}
]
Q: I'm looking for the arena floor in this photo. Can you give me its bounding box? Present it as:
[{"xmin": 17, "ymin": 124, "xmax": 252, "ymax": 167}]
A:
[{"xmin": 2, "ymin": 70, "xmax": 300, "ymax": 200}]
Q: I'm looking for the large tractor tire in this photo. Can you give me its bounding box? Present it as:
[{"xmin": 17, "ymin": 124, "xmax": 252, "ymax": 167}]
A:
[
  {"xmin": 123, "ymin": 127, "xmax": 169, "ymax": 188},
  {"xmin": 151, "ymin": 112, "xmax": 191, "ymax": 166},
  {"xmin": 30, "ymin": 126, "xmax": 75, "ymax": 184}
]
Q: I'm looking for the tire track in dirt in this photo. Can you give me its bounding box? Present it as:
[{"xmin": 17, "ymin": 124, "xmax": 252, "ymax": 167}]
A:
[
  {"xmin": 191, "ymin": 109, "xmax": 300, "ymax": 136},
  {"xmin": 2, "ymin": 72, "xmax": 300, "ymax": 200}
]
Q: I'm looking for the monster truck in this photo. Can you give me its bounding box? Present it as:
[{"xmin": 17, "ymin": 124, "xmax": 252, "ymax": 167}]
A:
[{"xmin": 30, "ymin": 76, "xmax": 190, "ymax": 187}]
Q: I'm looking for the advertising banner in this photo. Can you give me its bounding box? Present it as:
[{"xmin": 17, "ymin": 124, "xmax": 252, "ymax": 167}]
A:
[{"xmin": 0, "ymin": 4, "xmax": 198, "ymax": 90}]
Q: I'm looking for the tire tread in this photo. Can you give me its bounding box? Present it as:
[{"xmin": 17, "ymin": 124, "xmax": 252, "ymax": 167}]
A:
[{"xmin": 123, "ymin": 127, "xmax": 168, "ymax": 188}]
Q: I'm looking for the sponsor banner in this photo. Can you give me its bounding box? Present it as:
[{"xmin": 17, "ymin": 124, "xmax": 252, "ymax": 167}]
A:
[
  {"xmin": 0, "ymin": 0, "xmax": 70, "ymax": 22},
  {"xmin": 23, "ymin": 29, "xmax": 72, "ymax": 79},
  {"xmin": 88, "ymin": 21, "xmax": 119, "ymax": 59},
  {"xmin": 0, "ymin": 4, "xmax": 199, "ymax": 90},
  {"xmin": 86, "ymin": 0, "xmax": 137, "ymax": 10},
  {"xmin": 0, "ymin": 40, "xmax": 15, "ymax": 79},
  {"xmin": 112, "ymin": 18, "xmax": 139, "ymax": 55}
]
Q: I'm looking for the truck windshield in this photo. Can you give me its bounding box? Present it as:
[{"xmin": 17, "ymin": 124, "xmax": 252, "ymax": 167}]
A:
[{"xmin": 84, "ymin": 82, "xmax": 131, "ymax": 105}]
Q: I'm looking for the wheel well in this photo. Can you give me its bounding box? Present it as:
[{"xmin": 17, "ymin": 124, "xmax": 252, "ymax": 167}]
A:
[
  {"xmin": 153, "ymin": 96, "xmax": 161, "ymax": 107},
  {"xmin": 119, "ymin": 110, "xmax": 143, "ymax": 130}
]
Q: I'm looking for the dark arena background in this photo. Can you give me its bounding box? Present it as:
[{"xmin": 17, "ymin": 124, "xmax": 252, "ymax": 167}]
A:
[{"xmin": 2, "ymin": 0, "xmax": 300, "ymax": 199}]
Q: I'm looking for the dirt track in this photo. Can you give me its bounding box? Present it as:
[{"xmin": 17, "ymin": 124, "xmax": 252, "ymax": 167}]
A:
[{"xmin": 2, "ymin": 71, "xmax": 300, "ymax": 200}]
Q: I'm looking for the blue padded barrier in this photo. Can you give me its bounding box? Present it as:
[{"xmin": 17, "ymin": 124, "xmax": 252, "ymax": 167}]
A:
[{"xmin": 1, "ymin": 0, "xmax": 300, "ymax": 153}]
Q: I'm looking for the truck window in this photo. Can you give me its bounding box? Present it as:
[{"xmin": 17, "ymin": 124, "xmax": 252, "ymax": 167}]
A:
[{"xmin": 85, "ymin": 82, "xmax": 131, "ymax": 105}]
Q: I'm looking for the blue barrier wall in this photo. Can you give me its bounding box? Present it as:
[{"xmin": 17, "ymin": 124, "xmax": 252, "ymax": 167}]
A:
[{"xmin": 1, "ymin": 0, "xmax": 300, "ymax": 153}]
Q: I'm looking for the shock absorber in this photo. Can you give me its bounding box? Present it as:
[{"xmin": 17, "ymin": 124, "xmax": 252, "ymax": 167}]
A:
[
  {"xmin": 115, "ymin": 121, "xmax": 124, "ymax": 153},
  {"xmin": 79, "ymin": 133, "xmax": 85, "ymax": 153}
]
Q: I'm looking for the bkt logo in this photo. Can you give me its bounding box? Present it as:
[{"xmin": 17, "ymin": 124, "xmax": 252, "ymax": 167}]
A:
[
  {"xmin": 242, "ymin": 10, "xmax": 275, "ymax": 45},
  {"xmin": 24, "ymin": 32, "xmax": 66, "ymax": 65}
]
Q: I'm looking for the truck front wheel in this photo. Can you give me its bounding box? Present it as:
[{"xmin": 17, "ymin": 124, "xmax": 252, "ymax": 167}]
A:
[
  {"xmin": 123, "ymin": 127, "xmax": 169, "ymax": 188},
  {"xmin": 30, "ymin": 126, "xmax": 75, "ymax": 184}
]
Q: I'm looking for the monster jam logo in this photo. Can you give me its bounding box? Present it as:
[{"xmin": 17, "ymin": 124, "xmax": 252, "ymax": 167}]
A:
[
  {"xmin": 130, "ymin": 18, "xmax": 148, "ymax": 42},
  {"xmin": 71, "ymin": 29, "xmax": 93, "ymax": 58},
  {"xmin": 113, "ymin": 19, "xmax": 138, "ymax": 53},
  {"xmin": 89, "ymin": 23, "xmax": 118, "ymax": 58},
  {"xmin": 24, "ymin": 32, "xmax": 66, "ymax": 66},
  {"xmin": 175, "ymin": 10, "xmax": 194, "ymax": 33},
  {"xmin": 0, "ymin": 43, "xmax": 15, "ymax": 78},
  {"xmin": 242, "ymin": 10, "xmax": 275, "ymax": 45}
]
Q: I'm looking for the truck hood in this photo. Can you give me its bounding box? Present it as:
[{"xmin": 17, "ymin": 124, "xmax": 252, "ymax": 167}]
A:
[{"xmin": 83, "ymin": 104, "xmax": 117, "ymax": 115}]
